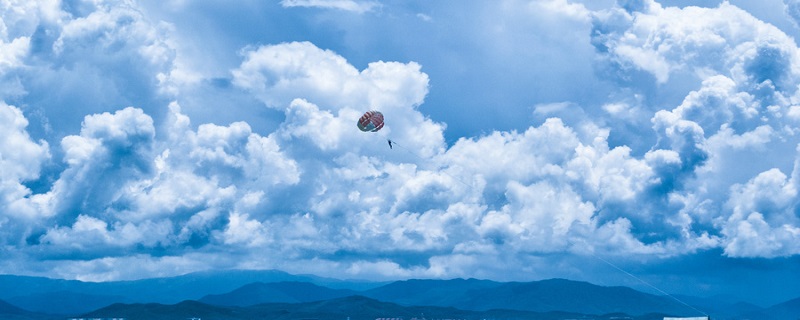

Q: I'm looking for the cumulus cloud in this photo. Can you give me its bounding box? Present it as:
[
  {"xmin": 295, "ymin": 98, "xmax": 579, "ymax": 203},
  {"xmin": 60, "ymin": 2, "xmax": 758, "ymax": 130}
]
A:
[
  {"xmin": 591, "ymin": 0, "xmax": 800, "ymax": 260},
  {"xmin": 592, "ymin": 1, "xmax": 799, "ymax": 89},
  {"xmin": 1, "ymin": 0, "xmax": 176, "ymax": 139},
  {"xmin": 0, "ymin": 36, "xmax": 28, "ymax": 74},
  {"xmin": 51, "ymin": 107, "xmax": 156, "ymax": 219},
  {"xmin": 233, "ymin": 41, "xmax": 443, "ymax": 155},
  {"xmin": 0, "ymin": 103, "xmax": 50, "ymax": 184},
  {"xmin": 0, "ymin": 103, "xmax": 50, "ymax": 226},
  {"xmin": 232, "ymin": 41, "xmax": 430, "ymax": 112},
  {"xmin": 478, "ymin": 181, "xmax": 595, "ymax": 253},
  {"xmin": 0, "ymin": 35, "xmax": 758, "ymax": 280},
  {"xmin": 722, "ymin": 168, "xmax": 800, "ymax": 257},
  {"xmin": 3, "ymin": 0, "xmax": 800, "ymax": 285},
  {"xmin": 24, "ymin": 102, "xmax": 301, "ymax": 261}
]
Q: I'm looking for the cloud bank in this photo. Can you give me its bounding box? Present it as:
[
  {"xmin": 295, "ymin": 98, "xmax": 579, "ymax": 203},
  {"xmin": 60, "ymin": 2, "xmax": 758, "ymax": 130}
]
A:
[{"xmin": 0, "ymin": 1, "xmax": 798, "ymax": 302}]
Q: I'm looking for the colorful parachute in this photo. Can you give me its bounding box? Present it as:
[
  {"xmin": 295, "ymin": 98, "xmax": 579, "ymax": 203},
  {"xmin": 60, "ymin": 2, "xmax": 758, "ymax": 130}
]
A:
[{"xmin": 357, "ymin": 110, "xmax": 384, "ymax": 132}]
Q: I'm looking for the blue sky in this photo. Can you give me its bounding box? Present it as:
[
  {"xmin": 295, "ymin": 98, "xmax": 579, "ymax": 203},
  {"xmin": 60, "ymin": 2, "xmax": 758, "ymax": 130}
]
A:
[{"xmin": 2, "ymin": 0, "xmax": 800, "ymax": 306}]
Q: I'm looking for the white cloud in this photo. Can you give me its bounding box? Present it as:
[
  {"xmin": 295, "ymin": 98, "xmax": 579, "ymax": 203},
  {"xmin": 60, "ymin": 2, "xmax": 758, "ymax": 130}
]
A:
[
  {"xmin": 5, "ymin": 100, "xmax": 301, "ymax": 260},
  {"xmin": 233, "ymin": 42, "xmax": 442, "ymax": 156},
  {"xmin": 48, "ymin": 107, "xmax": 155, "ymax": 216},
  {"xmin": 228, "ymin": 41, "xmax": 452, "ymax": 249},
  {"xmin": 591, "ymin": 1, "xmax": 800, "ymax": 260},
  {"xmin": 281, "ymin": 98, "xmax": 355, "ymax": 152},
  {"xmin": 478, "ymin": 181, "xmax": 595, "ymax": 253},
  {"xmin": 232, "ymin": 41, "xmax": 430, "ymax": 113},
  {"xmin": 0, "ymin": 0, "xmax": 63, "ymax": 40},
  {"xmin": 0, "ymin": 36, "xmax": 28, "ymax": 74},
  {"xmin": 443, "ymin": 118, "xmax": 580, "ymax": 188},
  {"xmin": 593, "ymin": 1, "xmax": 798, "ymax": 88},
  {"xmin": 416, "ymin": 13, "xmax": 432, "ymax": 22},
  {"xmin": 722, "ymin": 168, "xmax": 800, "ymax": 257},
  {"xmin": 786, "ymin": 0, "xmax": 800, "ymax": 27},
  {"xmin": 45, "ymin": 253, "xmax": 217, "ymax": 282},
  {"xmin": 614, "ymin": 43, "xmax": 673, "ymax": 84},
  {"xmin": 40, "ymin": 214, "xmax": 174, "ymax": 251},
  {"xmin": 672, "ymin": 75, "xmax": 757, "ymax": 133},
  {"xmin": 108, "ymin": 102, "xmax": 300, "ymax": 223},
  {"xmin": 54, "ymin": 1, "xmax": 174, "ymax": 68},
  {"xmin": 0, "ymin": 0, "xmax": 180, "ymax": 141},
  {"xmin": 280, "ymin": 0, "xmax": 380, "ymax": 14},
  {"xmin": 533, "ymin": 0, "xmax": 591, "ymax": 22},
  {"xmin": 3, "ymin": 0, "xmax": 800, "ymax": 285},
  {"xmin": 220, "ymin": 212, "xmax": 271, "ymax": 247},
  {"xmin": 0, "ymin": 103, "xmax": 50, "ymax": 224},
  {"xmin": 651, "ymin": 107, "xmax": 708, "ymax": 171},
  {"xmin": 232, "ymin": 41, "xmax": 359, "ymax": 109},
  {"xmin": 568, "ymin": 140, "xmax": 653, "ymax": 204},
  {"xmin": 0, "ymin": 103, "xmax": 50, "ymax": 183}
]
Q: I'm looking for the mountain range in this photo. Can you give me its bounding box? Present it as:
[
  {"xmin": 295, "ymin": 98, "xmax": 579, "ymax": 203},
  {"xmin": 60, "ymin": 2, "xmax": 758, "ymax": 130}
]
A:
[
  {"xmin": 0, "ymin": 269, "xmax": 797, "ymax": 319},
  {"xmin": 0, "ymin": 269, "xmax": 380, "ymax": 314},
  {"xmin": 84, "ymin": 295, "xmax": 671, "ymax": 320}
]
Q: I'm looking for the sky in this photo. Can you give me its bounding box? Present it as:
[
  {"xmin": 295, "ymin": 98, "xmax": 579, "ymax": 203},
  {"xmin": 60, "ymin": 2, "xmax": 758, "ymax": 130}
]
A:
[{"xmin": 1, "ymin": 0, "xmax": 800, "ymax": 307}]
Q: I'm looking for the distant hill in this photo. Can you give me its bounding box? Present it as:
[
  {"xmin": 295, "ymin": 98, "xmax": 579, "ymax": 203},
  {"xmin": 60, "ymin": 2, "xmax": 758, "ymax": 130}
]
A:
[
  {"xmin": 767, "ymin": 297, "xmax": 800, "ymax": 319},
  {"xmin": 0, "ymin": 298, "xmax": 59, "ymax": 320},
  {"xmin": 0, "ymin": 299, "xmax": 29, "ymax": 315},
  {"xmin": 744, "ymin": 296, "xmax": 800, "ymax": 320},
  {"xmin": 84, "ymin": 300, "xmax": 240, "ymax": 320},
  {"xmin": 199, "ymin": 281, "xmax": 357, "ymax": 306},
  {"xmin": 670, "ymin": 294, "xmax": 764, "ymax": 319},
  {"xmin": 6, "ymin": 290, "xmax": 129, "ymax": 315},
  {"xmin": 2, "ymin": 270, "xmax": 797, "ymax": 319},
  {"xmin": 363, "ymin": 278, "xmax": 503, "ymax": 307},
  {"xmin": 85, "ymin": 295, "xmax": 669, "ymax": 320},
  {"xmin": 0, "ymin": 275, "xmax": 85, "ymax": 301},
  {"xmin": 0, "ymin": 269, "xmax": 377, "ymax": 314},
  {"xmin": 364, "ymin": 277, "xmax": 699, "ymax": 316}
]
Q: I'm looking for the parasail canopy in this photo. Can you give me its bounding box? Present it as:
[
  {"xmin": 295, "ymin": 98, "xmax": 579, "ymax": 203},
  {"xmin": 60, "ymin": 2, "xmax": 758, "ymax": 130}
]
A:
[{"xmin": 357, "ymin": 110, "xmax": 384, "ymax": 132}]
